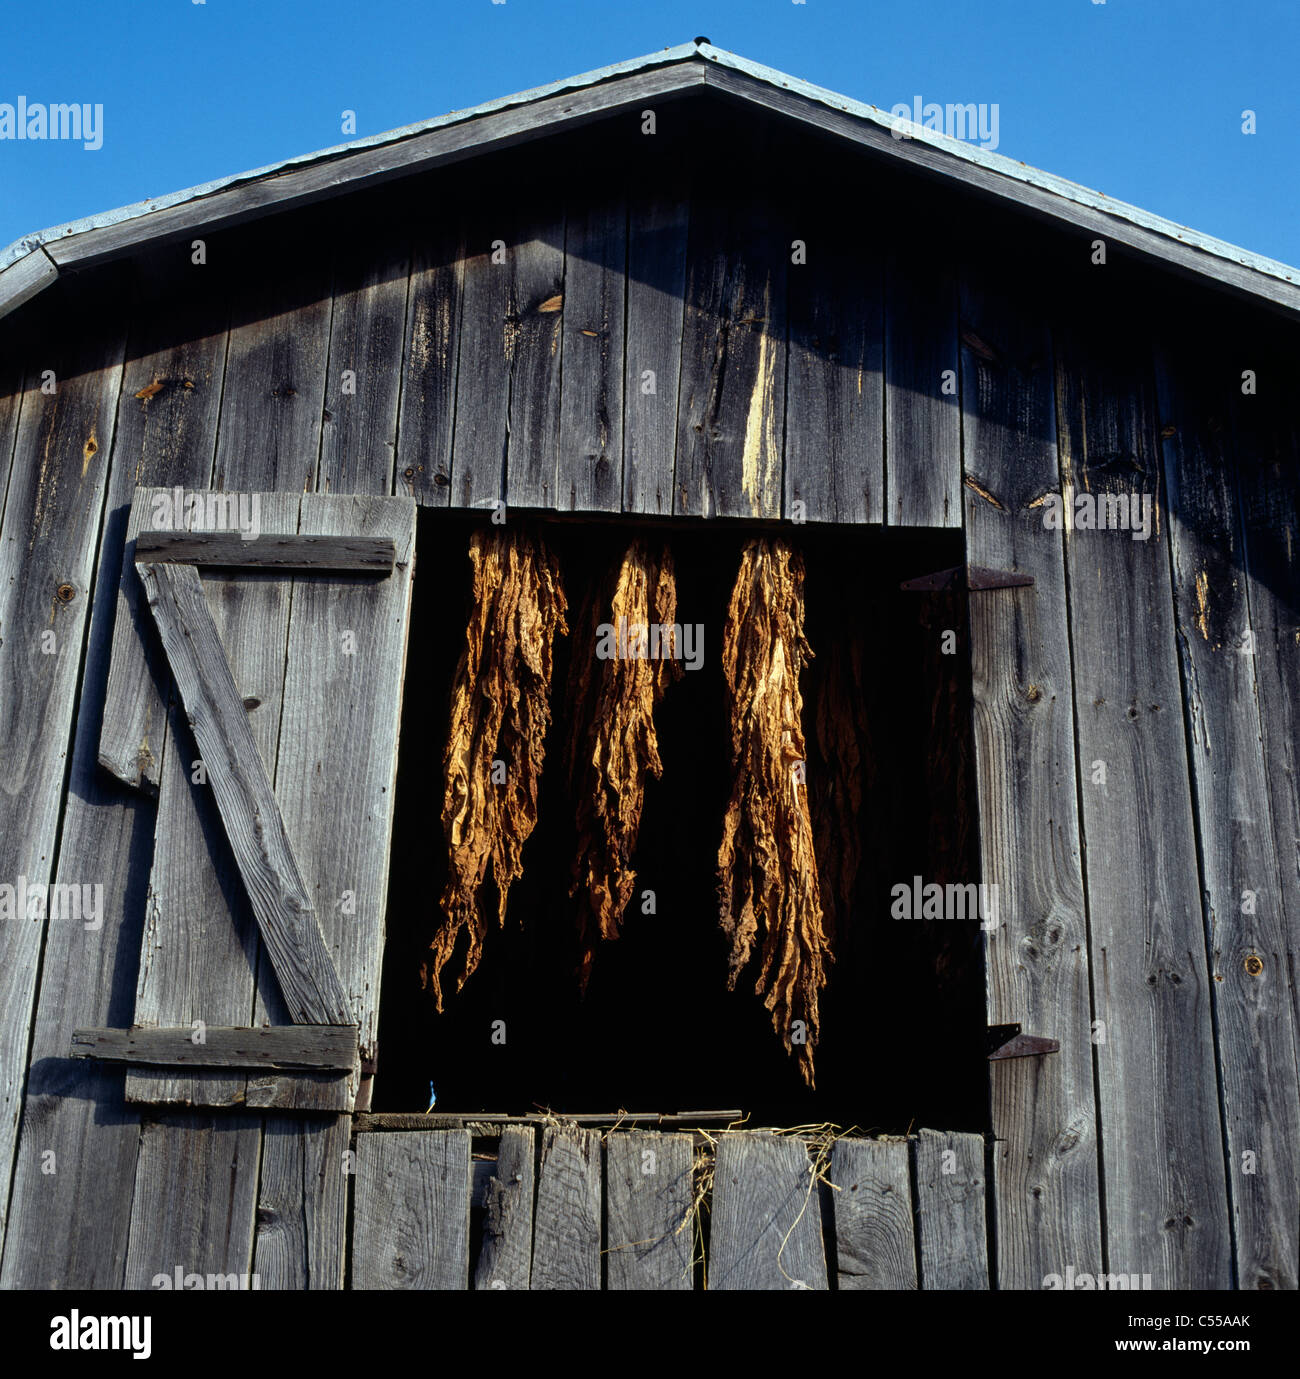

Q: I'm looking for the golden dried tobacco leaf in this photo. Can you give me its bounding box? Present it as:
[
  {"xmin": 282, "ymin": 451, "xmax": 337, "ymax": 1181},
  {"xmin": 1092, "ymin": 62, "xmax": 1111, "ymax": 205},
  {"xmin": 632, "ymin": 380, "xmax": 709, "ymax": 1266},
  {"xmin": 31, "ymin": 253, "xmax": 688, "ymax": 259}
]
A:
[
  {"xmin": 425, "ymin": 527, "xmax": 568, "ymax": 1009},
  {"xmin": 716, "ymin": 538, "xmax": 830, "ymax": 1087},
  {"xmin": 565, "ymin": 541, "xmax": 681, "ymax": 990}
]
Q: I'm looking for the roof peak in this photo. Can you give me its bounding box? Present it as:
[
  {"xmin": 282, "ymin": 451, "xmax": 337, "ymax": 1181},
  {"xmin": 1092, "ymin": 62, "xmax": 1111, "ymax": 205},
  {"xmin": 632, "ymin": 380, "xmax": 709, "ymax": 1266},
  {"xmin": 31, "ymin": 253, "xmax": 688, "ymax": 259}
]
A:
[{"xmin": 2, "ymin": 42, "xmax": 1297, "ymax": 321}]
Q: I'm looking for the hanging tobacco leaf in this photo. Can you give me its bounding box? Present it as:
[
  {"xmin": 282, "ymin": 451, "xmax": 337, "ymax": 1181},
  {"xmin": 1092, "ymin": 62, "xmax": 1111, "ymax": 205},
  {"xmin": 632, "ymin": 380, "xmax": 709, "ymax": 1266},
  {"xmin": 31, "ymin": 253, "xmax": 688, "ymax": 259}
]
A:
[
  {"xmin": 716, "ymin": 537, "xmax": 830, "ymax": 1087},
  {"xmin": 424, "ymin": 526, "xmax": 568, "ymax": 1009},
  {"xmin": 565, "ymin": 539, "xmax": 681, "ymax": 991}
]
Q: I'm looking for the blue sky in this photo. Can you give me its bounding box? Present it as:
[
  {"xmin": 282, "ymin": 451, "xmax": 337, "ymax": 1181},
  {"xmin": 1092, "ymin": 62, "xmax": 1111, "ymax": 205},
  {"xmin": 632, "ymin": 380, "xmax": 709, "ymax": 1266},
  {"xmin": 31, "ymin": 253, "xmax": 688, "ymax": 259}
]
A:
[{"xmin": 1, "ymin": 0, "xmax": 1296, "ymax": 265}]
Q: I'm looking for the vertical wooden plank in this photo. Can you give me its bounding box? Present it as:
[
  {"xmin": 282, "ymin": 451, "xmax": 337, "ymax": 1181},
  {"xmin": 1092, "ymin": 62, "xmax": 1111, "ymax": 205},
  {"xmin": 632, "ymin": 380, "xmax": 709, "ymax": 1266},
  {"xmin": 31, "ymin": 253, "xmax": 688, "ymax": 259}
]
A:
[
  {"xmin": 785, "ymin": 203, "xmax": 883, "ymax": 524},
  {"xmin": 605, "ymin": 1132, "xmax": 694, "ymax": 1291},
  {"xmin": 317, "ymin": 212, "xmax": 408, "ymax": 496},
  {"xmin": 559, "ymin": 189, "xmax": 626, "ymax": 513},
  {"xmin": 0, "ymin": 276, "xmax": 127, "ymax": 1263},
  {"xmin": 1056, "ymin": 304, "xmax": 1232, "ymax": 1288},
  {"xmin": 352, "ymin": 1131, "xmax": 471, "ymax": 1290},
  {"xmin": 0, "ymin": 323, "xmax": 27, "ymax": 522},
  {"xmin": 830, "ymin": 1138, "xmax": 916, "ymax": 1290},
  {"xmin": 960, "ymin": 254, "xmax": 1102, "ymax": 1288},
  {"xmin": 1, "ymin": 265, "xmax": 225, "ymax": 1286},
  {"xmin": 1156, "ymin": 338, "xmax": 1300, "ymax": 1290},
  {"xmin": 885, "ymin": 224, "xmax": 960, "ymax": 528},
  {"xmin": 473, "ymin": 1124, "xmax": 535, "ymax": 1291},
  {"xmin": 97, "ymin": 256, "xmax": 229, "ymax": 790},
  {"xmin": 451, "ymin": 203, "xmax": 564, "ymax": 512},
  {"xmin": 99, "ymin": 490, "xmax": 194, "ymax": 796},
  {"xmin": 501, "ymin": 214, "xmax": 565, "ymax": 511},
  {"xmin": 531, "ymin": 1127, "xmax": 602, "ymax": 1291},
  {"xmin": 1233, "ymin": 358, "xmax": 1300, "ymax": 1133},
  {"xmin": 622, "ymin": 180, "xmax": 688, "ymax": 516},
  {"xmin": 397, "ymin": 212, "xmax": 464, "ymax": 505},
  {"xmin": 123, "ymin": 1115, "xmax": 262, "ymax": 1289},
  {"xmin": 253, "ymin": 1115, "xmax": 349, "ymax": 1289},
  {"xmin": 251, "ymin": 494, "xmax": 415, "ymax": 1083},
  {"xmin": 251, "ymin": 492, "xmax": 415, "ymax": 1291},
  {"xmin": 126, "ymin": 493, "xmax": 301, "ymax": 1108},
  {"xmin": 708, "ymin": 1134, "xmax": 828, "ymax": 1291},
  {"xmin": 212, "ymin": 221, "xmax": 333, "ymax": 493},
  {"xmin": 912, "ymin": 1130, "xmax": 988, "ymax": 1290},
  {"xmin": 674, "ymin": 137, "xmax": 787, "ymax": 520}
]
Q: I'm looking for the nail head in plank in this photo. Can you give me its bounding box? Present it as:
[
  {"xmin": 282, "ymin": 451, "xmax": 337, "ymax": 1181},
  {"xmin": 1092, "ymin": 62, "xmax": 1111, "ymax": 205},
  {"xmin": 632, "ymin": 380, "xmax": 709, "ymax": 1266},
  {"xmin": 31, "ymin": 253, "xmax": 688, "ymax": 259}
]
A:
[
  {"xmin": 830, "ymin": 1138, "xmax": 917, "ymax": 1290},
  {"xmin": 531, "ymin": 1127, "xmax": 602, "ymax": 1291},
  {"xmin": 708, "ymin": 1133, "xmax": 828, "ymax": 1290},
  {"xmin": 134, "ymin": 530, "xmax": 397, "ymax": 572},
  {"xmin": 134, "ymin": 559, "xmax": 352, "ymax": 1025},
  {"xmin": 352, "ymin": 1131, "xmax": 471, "ymax": 1290},
  {"xmin": 71, "ymin": 1025, "xmax": 358, "ymax": 1070},
  {"xmin": 473, "ymin": 1125, "xmax": 535, "ymax": 1291}
]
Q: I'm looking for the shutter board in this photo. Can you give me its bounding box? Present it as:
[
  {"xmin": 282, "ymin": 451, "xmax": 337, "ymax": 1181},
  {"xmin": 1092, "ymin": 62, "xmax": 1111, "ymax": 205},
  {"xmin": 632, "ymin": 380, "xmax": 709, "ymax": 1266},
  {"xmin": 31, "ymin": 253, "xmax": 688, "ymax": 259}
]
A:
[
  {"xmin": 99, "ymin": 486, "xmax": 190, "ymax": 793},
  {"xmin": 118, "ymin": 489, "xmax": 416, "ymax": 1112},
  {"xmin": 127, "ymin": 491, "xmax": 301, "ymax": 1109},
  {"xmin": 251, "ymin": 493, "xmax": 417, "ymax": 1110}
]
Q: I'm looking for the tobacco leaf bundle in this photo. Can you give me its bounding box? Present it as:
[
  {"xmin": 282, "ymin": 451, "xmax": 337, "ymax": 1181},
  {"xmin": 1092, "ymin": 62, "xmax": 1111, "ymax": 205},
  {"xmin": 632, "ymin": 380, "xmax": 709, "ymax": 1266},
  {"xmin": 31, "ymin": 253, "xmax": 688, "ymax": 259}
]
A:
[
  {"xmin": 717, "ymin": 537, "xmax": 830, "ymax": 1087},
  {"xmin": 425, "ymin": 527, "xmax": 568, "ymax": 1009},
  {"xmin": 565, "ymin": 540, "xmax": 681, "ymax": 991}
]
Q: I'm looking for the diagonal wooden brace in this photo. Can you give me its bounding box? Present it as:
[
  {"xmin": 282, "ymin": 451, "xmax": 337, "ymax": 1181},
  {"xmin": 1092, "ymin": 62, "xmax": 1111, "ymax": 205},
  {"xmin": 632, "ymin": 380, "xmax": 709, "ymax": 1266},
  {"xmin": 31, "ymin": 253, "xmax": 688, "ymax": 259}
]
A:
[{"xmin": 136, "ymin": 560, "xmax": 353, "ymax": 1026}]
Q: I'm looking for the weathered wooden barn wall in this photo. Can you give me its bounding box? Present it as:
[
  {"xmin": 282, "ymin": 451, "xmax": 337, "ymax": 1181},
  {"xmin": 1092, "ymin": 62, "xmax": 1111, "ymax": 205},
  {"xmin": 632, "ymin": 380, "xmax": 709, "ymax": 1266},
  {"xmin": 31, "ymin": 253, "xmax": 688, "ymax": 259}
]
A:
[{"xmin": 0, "ymin": 89, "xmax": 1297, "ymax": 1288}]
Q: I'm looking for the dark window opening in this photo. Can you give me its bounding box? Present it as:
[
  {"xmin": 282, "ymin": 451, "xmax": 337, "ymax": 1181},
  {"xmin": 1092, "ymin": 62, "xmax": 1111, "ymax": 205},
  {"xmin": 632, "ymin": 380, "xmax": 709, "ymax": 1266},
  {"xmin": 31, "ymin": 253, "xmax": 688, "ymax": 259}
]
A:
[{"xmin": 376, "ymin": 510, "xmax": 986, "ymax": 1132}]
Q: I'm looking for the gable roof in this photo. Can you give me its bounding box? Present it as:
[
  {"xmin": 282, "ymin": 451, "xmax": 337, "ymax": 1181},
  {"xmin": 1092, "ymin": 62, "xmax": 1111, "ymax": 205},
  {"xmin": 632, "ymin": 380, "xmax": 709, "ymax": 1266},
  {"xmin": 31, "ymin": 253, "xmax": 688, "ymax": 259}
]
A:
[{"xmin": 3, "ymin": 40, "xmax": 1298, "ymax": 322}]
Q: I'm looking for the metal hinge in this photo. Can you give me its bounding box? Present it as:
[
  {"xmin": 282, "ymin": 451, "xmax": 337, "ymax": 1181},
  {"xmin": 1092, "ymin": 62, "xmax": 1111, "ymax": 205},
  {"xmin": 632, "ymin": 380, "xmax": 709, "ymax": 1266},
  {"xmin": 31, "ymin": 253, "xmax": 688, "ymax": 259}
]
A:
[
  {"xmin": 987, "ymin": 1023, "xmax": 1060, "ymax": 1060},
  {"xmin": 901, "ymin": 566, "xmax": 1035, "ymax": 592}
]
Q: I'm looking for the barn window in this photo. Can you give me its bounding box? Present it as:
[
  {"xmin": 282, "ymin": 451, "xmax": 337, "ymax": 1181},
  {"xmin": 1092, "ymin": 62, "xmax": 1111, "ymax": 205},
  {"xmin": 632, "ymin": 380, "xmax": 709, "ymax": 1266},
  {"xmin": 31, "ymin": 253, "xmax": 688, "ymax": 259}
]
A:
[{"xmin": 376, "ymin": 511, "xmax": 987, "ymax": 1131}]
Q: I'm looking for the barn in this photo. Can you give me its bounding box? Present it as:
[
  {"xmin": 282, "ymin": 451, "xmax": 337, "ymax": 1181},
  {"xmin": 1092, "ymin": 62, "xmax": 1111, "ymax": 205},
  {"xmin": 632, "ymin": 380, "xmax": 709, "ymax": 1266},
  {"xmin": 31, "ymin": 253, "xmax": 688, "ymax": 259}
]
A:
[{"xmin": 0, "ymin": 40, "xmax": 1296, "ymax": 1292}]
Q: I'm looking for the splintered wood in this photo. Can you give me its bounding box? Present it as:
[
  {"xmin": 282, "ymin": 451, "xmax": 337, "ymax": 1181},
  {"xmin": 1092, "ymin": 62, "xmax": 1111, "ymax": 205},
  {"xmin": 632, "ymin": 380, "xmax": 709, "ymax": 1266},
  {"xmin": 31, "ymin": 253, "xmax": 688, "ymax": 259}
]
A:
[
  {"xmin": 425, "ymin": 528, "xmax": 568, "ymax": 1007},
  {"xmin": 565, "ymin": 541, "xmax": 681, "ymax": 989},
  {"xmin": 717, "ymin": 538, "xmax": 830, "ymax": 1086}
]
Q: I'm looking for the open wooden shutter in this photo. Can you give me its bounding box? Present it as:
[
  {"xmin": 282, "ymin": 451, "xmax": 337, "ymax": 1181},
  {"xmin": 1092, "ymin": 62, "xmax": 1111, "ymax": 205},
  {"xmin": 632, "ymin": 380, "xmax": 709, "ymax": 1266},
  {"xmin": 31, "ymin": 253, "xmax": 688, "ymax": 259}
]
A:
[{"xmin": 75, "ymin": 488, "xmax": 415, "ymax": 1114}]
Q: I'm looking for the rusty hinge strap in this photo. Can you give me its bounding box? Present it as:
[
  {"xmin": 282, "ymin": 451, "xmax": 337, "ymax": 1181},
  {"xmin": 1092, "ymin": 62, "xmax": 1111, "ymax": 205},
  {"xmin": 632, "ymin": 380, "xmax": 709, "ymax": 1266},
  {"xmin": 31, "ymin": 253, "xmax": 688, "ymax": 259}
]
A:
[
  {"xmin": 987, "ymin": 1023, "xmax": 1060, "ymax": 1060},
  {"xmin": 901, "ymin": 565, "xmax": 1035, "ymax": 592}
]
